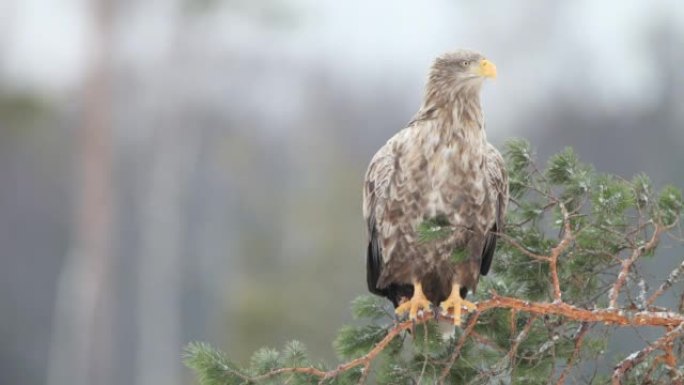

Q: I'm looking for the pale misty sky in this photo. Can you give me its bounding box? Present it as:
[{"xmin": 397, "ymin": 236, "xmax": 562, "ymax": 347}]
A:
[{"xmin": 3, "ymin": 0, "xmax": 683, "ymax": 136}]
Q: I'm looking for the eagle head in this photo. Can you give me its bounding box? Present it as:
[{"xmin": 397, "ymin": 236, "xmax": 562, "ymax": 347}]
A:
[{"xmin": 428, "ymin": 50, "xmax": 497, "ymax": 93}]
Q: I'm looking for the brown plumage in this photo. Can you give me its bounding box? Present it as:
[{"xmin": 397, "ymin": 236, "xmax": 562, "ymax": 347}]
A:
[{"xmin": 362, "ymin": 50, "xmax": 508, "ymax": 325}]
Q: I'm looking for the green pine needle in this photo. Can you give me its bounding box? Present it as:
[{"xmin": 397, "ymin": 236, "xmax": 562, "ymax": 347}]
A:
[
  {"xmin": 282, "ymin": 340, "xmax": 309, "ymax": 367},
  {"xmin": 505, "ymin": 138, "xmax": 533, "ymax": 171},
  {"xmin": 351, "ymin": 295, "xmax": 389, "ymax": 320},
  {"xmin": 250, "ymin": 347, "xmax": 281, "ymax": 375},
  {"xmin": 546, "ymin": 147, "xmax": 580, "ymax": 185},
  {"xmin": 183, "ymin": 342, "xmax": 246, "ymax": 385},
  {"xmin": 333, "ymin": 324, "xmax": 387, "ymax": 360},
  {"xmin": 658, "ymin": 184, "xmax": 683, "ymax": 225},
  {"xmin": 417, "ymin": 217, "xmax": 452, "ymax": 243}
]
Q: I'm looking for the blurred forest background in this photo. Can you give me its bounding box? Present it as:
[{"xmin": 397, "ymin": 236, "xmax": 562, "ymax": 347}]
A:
[{"xmin": 1, "ymin": 1, "xmax": 683, "ymax": 385}]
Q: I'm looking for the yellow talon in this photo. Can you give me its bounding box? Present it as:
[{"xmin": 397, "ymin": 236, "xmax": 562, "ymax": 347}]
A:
[
  {"xmin": 439, "ymin": 284, "xmax": 476, "ymax": 326},
  {"xmin": 395, "ymin": 281, "xmax": 432, "ymax": 320}
]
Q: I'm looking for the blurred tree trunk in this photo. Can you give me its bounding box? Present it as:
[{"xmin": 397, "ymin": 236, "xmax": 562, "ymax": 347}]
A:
[
  {"xmin": 46, "ymin": 1, "xmax": 115, "ymax": 385},
  {"xmin": 134, "ymin": 122, "xmax": 196, "ymax": 385}
]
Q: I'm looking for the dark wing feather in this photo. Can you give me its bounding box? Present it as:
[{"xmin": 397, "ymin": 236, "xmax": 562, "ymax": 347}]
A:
[
  {"xmin": 480, "ymin": 225, "xmax": 498, "ymax": 276},
  {"xmin": 366, "ymin": 198, "xmax": 413, "ymax": 307},
  {"xmin": 363, "ymin": 137, "xmax": 413, "ymax": 307},
  {"xmin": 366, "ymin": 222, "xmax": 413, "ymax": 306},
  {"xmin": 366, "ymin": 215, "xmax": 383, "ymax": 294},
  {"xmin": 480, "ymin": 144, "xmax": 509, "ymax": 276}
]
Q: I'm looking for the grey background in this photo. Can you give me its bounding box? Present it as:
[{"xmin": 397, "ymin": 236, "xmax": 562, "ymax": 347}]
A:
[{"xmin": 1, "ymin": 0, "xmax": 683, "ymax": 384}]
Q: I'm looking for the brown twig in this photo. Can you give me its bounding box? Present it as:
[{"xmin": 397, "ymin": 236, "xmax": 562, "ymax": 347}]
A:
[
  {"xmin": 470, "ymin": 331, "xmax": 506, "ymax": 352},
  {"xmin": 611, "ymin": 323, "xmax": 684, "ymax": 385},
  {"xmin": 356, "ymin": 361, "xmax": 371, "ymax": 385},
  {"xmin": 646, "ymin": 259, "xmax": 684, "ymax": 307},
  {"xmin": 609, "ymin": 223, "xmax": 665, "ymax": 308},
  {"xmin": 438, "ymin": 312, "xmax": 480, "ymax": 384},
  {"xmin": 501, "ymin": 201, "xmax": 574, "ymax": 303},
  {"xmin": 663, "ymin": 329, "xmax": 678, "ymax": 370},
  {"xmin": 510, "ymin": 309, "xmax": 517, "ymax": 337},
  {"xmin": 555, "ymin": 322, "xmax": 590, "ymax": 385},
  {"xmin": 416, "ymin": 321, "xmax": 430, "ymax": 385},
  {"xmin": 477, "ymin": 294, "xmax": 684, "ymax": 327},
  {"xmin": 549, "ymin": 202, "xmax": 574, "ymax": 302},
  {"xmin": 500, "ymin": 233, "xmax": 549, "ymax": 261},
  {"xmin": 510, "ymin": 316, "xmax": 538, "ymax": 377},
  {"xmin": 467, "ymin": 316, "xmax": 538, "ymax": 384}
]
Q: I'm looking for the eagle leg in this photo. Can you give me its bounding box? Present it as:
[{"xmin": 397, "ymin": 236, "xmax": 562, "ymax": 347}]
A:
[
  {"xmin": 439, "ymin": 284, "xmax": 477, "ymax": 326},
  {"xmin": 394, "ymin": 281, "xmax": 431, "ymax": 320}
]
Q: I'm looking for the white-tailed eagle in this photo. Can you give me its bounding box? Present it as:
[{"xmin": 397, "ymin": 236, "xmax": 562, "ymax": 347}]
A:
[{"xmin": 363, "ymin": 50, "xmax": 508, "ymax": 325}]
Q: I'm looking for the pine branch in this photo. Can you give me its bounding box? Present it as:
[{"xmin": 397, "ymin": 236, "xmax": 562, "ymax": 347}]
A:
[
  {"xmin": 477, "ymin": 293, "xmax": 684, "ymax": 327},
  {"xmin": 437, "ymin": 311, "xmax": 480, "ymax": 384},
  {"xmin": 646, "ymin": 259, "xmax": 684, "ymax": 307},
  {"xmin": 609, "ymin": 223, "xmax": 667, "ymax": 308},
  {"xmin": 184, "ymin": 296, "xmax": 684, "ymax": 385},
  {"xmin": 185, "ymin": 140, "xmax": 684, "ymax": 385},
  {"xmin": 555, "ymin": 322, "xmax": 590, "ymax": 385},
  {"xmin": 469, "ymin": 315, "xmax": 538, "ymax": 383},
  {"xmin": 549, "ymin": 202, "xmax": 574, "ymax": 303},
  {"xmin": 185, "ymin": 318, "xmax": 416, "ymax": 385},
  {"xmin": 611, "ymin": 323, "xmax": 684, "ymax": 384},
  {"xmin": 498, "ymin": 232, "xmax": 548, "ymax": 261}
]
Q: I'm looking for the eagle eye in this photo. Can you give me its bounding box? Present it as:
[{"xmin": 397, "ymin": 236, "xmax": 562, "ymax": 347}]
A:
[{"xmin": 461, "ymin": 60, "xmax": 471, "ymax": 67}]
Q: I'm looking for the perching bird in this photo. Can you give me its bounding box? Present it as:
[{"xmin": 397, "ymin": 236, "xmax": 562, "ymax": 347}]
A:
[{"xmin": 362, "ymin": 50, "xmax": 508, "ymax": 325}]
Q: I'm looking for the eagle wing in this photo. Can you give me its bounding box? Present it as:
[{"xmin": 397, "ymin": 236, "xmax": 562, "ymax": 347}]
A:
[
  {"xmin": 362, "ymin": 108, "xmax": 436, "ymax": 233},
  {"xmin": 480, "ymin": 143, "xmax": 509, "ymax": 275},
  {"xmin": 362, "ymin": 128, "xmax": 415, "ymax": 305}
]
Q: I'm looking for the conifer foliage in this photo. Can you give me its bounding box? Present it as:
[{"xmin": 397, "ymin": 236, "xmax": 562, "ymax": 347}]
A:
[{"xmin": 185, "ymin": 140, "xmax": 684, "ymax": 384}]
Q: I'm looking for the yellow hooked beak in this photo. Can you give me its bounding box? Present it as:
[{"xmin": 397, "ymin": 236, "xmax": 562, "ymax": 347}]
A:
[{"xmin": 477, "ymin": 59, "xmax": 497, "ymax": 79}]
